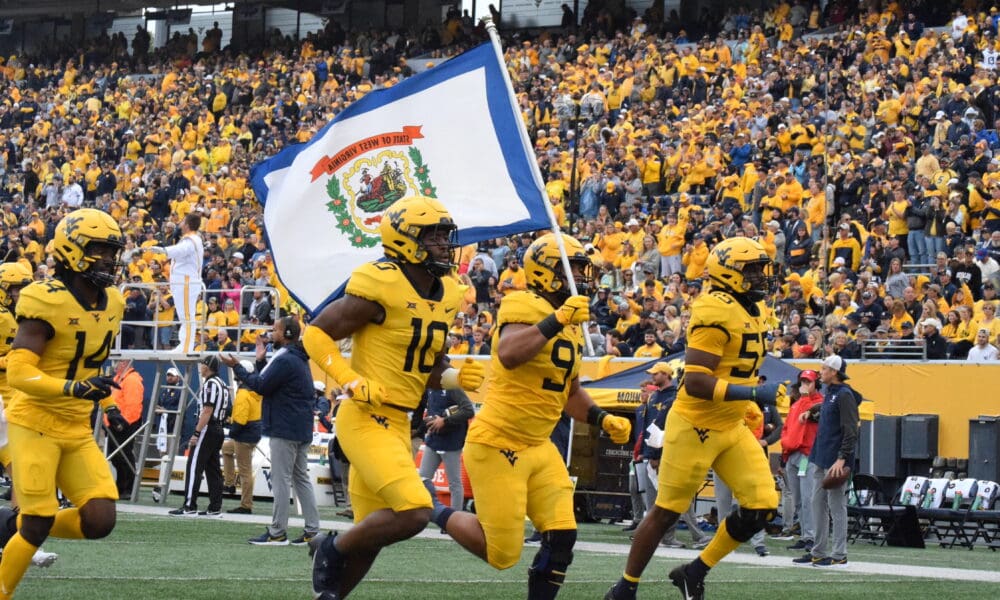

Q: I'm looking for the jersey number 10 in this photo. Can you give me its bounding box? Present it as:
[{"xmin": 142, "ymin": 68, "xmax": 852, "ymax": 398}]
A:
[{"xmin": 403, "ymin": 317, "xmax": 448, "ymax": 373}]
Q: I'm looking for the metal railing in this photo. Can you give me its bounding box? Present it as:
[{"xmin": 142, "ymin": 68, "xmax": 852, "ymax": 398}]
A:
[
  {"xmin": 902, "ymin": 263, "xmax": 937, "ymax": 279},
  {"xmin": 860, "ymin": 338, "xmax": 927, "ymax": 361},
  {"xmin": 113, "ymin": 282, "xmax": 280, "ymax": 354}
]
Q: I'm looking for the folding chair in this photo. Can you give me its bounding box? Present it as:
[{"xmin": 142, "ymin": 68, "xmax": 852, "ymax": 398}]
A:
[
  {"xmin": 968, "ymin": 480, "xmax": 1000, "ymax": 549},
  {"xmin": 920, "ymin": 478, "xmax": 978, "ymax": 549},
  {"xmin": 847, "ymin": 474, "xmax": 895, "ymax": 545},
  {"xmin": 916, "ymin": 477, "xmax": 951, "ymax": 542},
  {"xmin": 897, "ymin": 475, "xmax": 930, "ymax": 507}
]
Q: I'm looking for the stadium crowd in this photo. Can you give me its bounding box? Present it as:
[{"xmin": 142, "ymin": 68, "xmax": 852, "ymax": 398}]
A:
[{"xmin": 0, "ymin": 0, "xmax": 998, "ymax": 361}]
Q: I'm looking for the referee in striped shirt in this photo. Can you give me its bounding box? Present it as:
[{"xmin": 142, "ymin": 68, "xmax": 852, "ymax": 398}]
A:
[{"xmin": 170, "ymin": 355, "xmax": 232, "ymax": 516}]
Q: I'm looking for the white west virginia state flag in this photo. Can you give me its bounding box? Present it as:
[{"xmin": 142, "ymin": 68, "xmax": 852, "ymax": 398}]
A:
[{"xmin": 251, "ymin": 42, "xmax": 550, "ymax": 315}]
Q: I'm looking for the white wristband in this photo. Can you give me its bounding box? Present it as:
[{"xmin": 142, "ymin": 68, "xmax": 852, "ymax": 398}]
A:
[{"xmin": 440, "ymin": 368, "xmax": 460, "ymax": 390}]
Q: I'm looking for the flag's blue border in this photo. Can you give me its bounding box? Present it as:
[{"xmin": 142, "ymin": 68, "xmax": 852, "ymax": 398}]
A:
[{"xmin": 249, "ymin": 42, "xmax": 549, "ymax": 316}]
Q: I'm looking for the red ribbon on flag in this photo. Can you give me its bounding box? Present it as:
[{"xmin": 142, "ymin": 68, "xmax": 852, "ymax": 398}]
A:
[{"xmin": 309, "ymin": 126, "xmax": 424, "ymax": 182}]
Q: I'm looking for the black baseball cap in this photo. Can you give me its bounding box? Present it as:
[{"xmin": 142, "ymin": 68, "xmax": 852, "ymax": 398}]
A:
[{"xmin": 201, "ymin": 355, "xmax": 220, "ymax": 372}]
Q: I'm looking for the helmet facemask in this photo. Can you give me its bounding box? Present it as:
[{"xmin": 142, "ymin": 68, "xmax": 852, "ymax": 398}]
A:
[
  {"xmin": 418, "ymin": 224, "xmax": 459, "ymax": 277},
  {"xmin": 80, "ymin": 241, "xmax": 125, "ymax": 288},
  {"xmin": 740, "ymin": 259, "xmax": 776, "ymax": 302},
  {"xmin": 551, "ymin": 256, "xmax": 594, "ymax": 302},
  {"xmin": 0, "ymin": 283, "xmax": 26, "ymax": 309}
]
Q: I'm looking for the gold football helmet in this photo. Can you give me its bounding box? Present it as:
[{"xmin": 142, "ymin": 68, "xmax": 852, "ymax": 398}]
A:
[
  {"xmin": 523, "ymin": 233, "xmax": 593, "ymax": 299},
  {"xmin": 380, "ymin": 196, "xmax": 457, "ymax": 276},
  {"xmin": 0, "ymin": 262, "xmax": 33, "ymax": 308},
  {"xmin": 52, "ymin": 208, "xmax": 125, "ymax": 287},
  {"xmin": 705, "ymin": 237, "xmax": 775, "ymax": 301}
]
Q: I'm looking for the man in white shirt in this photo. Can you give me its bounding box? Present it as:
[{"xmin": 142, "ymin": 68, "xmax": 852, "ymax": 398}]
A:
[
  {"xmin": 967, "ymin": 328, "xmax": 999, "ymax": 363},
  {"xmin": 150, "ymin": 214, "xmax": 205, "ymax": 352},
  {"xmin": 61, "ymin": 173, "xmax": 84, "ymax": 208},
  {"xmin": 975, "ymin": 249, "xmax": 999, "ymax": 288}
]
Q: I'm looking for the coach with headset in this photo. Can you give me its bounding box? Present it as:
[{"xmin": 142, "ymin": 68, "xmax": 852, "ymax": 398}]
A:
[{"xmin": 222, "ymin": 316, "xmax": 320, "ymax": 546}]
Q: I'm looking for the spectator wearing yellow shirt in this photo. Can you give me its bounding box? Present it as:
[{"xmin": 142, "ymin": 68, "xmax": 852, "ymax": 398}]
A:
[
  {"xmin": 147, "ymin": 281, "xmax": 176, "ymax": 349},
  {"xmin": 776, "ymin": 171, "xmax": 805, "ymax": 212},
  {"xmin": 831, "ymin": 292, "xmax": 857, "ymax": 324},
  {"xmin": 623, "ymin": 218, "xmax": 645, "ymax": 250},
  {"xmin": 447, "ymin": 331, "xmax": 470, "ymax": 355},
  {"xmin": 203, "ymin": 297, "xmax": 225, "ymax": 338},
  {"xmin": 972, "ymin": 302, "xmax": 1000, "ymax": 341},
  {"xmin": 682, "ymin": 233, "xmax": 709, "ymax": 281},
  {"xmin": 829, "ymin": 223, "xmax": 862, "ymax": 271},
  {"xmin": 638, "ymin": 145, "xmax": 664, "ymax": 196},
  {"xmin": 212, "ymin": 328, "xmax": 237, "ymax": 352},
  {"xmin": 25, "ymin": 212, "xmax": 45, "ymax": 239},
  {"xmin": 596, "ymin": 221, "xmax": 625, "ymax": 265},
  {"xmin": 204, "ymin": 199, "xmax": 231, "ymax": 235},
  {"xmin": 885, "ymin": 187, "xmax": 910, "ymax": 243},
  {"xmin": 656, "ymin": 213, "xmax": 686, "ymax": 278},
  {"xmin": 889, "ymin": 299, "xmax": 915, "ymax": 334},
  {"xmin": 618, "ymin": 239, "xmax": 640, "ymax": 273},
  {"xmin": 614, "ymin": 301, "xmax": 639, "ymax": 335},
  {"xmin": 496, "ymin": 258, "xmax": 527, "ymax": 296},
  {"xmin": 633, "ymin": 331, "xmax": 665, "ymax": 358},
  {"xmin": 128, "ymin": 259, "xmax": 154, "ymax": 283}
]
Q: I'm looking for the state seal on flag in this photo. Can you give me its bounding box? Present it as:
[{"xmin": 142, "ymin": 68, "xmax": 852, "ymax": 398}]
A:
[{"xmin": 314, "ymin": 126, "xmax": 435, "ymax": 248}]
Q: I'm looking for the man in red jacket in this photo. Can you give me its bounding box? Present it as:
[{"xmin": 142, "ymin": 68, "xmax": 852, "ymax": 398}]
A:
[{"xmin": 779, "ymin": 370, "xmax": 823, "ymax": 551}]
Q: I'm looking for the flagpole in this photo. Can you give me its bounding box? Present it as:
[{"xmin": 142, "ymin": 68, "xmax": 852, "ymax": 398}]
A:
[{"xmin": 484, "ymin": 18, "xmax": 596, "ymax": 356}]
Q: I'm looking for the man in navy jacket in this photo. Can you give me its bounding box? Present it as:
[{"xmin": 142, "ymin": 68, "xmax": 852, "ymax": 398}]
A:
[
  {"xmin": 794, "ymin": 355, "xmax": 860, "ymax": 568},
  {"xmin": 223, "ymin": 316, "xmax": 320, "ymax": 546},
  {"xmin": 417, "ymin": 388, "xmax": 474, "ymax": 512}
]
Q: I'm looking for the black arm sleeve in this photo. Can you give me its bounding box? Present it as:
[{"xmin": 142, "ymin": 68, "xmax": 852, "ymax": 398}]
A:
[{"xmin": 837, "ymin": 388, "xmax": 860, "ymax": 460}]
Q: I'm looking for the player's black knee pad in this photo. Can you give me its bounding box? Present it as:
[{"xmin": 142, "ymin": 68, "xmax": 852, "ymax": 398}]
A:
[
  {"xmin": 528, "ymin": 529, "xmax": 576, "ymax": 599},
  {"xmin": 724, "ymin": 507, "xmax": 774, "ymax": 543}
]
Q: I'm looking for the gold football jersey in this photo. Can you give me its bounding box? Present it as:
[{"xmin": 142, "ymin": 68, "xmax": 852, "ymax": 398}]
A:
[
  {"xmin": 346, "ymin": 261, "xmax": 461, "ymax": 411},
  {"xmin": 7, "ymin": 280, "xmax": 124, "ymax": 438},
  {"xmin": 0, "ymin": 306, "xmax": 17, "ymax": 403},
  {"xmin": 673, "ymin": 290, "xmax": 769, "ymax": 431},
  {"xmin": 468, "ymin": 291, "xmax": 583, "ymax": 450}
]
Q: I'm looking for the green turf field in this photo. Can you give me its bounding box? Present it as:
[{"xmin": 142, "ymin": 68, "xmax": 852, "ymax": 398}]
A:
[{"xmin": 12, "ymin": 499, "xmax": 1000, "ymax": 600}]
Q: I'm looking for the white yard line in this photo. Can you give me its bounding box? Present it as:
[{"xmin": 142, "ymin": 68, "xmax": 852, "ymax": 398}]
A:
[{"xmin": 574, "ymin": 540, "xmax": 1000, "ymax": 583}]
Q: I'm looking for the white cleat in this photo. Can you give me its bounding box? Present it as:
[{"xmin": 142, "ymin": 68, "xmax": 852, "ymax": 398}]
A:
[{"xmin": 31, "ymin": 549, "xmax": 58, "ymax": 568}]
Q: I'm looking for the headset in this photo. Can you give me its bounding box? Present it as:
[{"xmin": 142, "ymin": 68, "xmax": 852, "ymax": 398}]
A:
[{"xmin": 281, "ymin": 315, "xmax": 301, "ymax": 342}]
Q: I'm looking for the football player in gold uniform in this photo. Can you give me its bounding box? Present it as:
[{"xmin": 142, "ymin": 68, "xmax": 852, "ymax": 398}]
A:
[
  {"xmin": 0, "ymin": 262, "xmax": 33, "ymax": 472},
  {"xmin": 303, "ymin": 196, "xmax": 485, "ymax": 600},
  {"xmin": 0, "ymin": 262, "xmax": 59, "ymax": 570},
  {"xmin": 435, "ymin": 233, "xmax": 631, "ymax": 600},
  {"xmin": 0, "ymin": 209, "xmax": 129, "ymax": 599},
  {"xmin": 607, "ymin": 237, "xmax": 784, "ymax": 600}
]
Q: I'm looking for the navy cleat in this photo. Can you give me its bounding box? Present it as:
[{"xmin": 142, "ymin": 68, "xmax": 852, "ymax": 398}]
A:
[
  {"xmin": 604, "ymin": 580, "xmax": 637, "ymax": 600},
  {"xmin": 309, "ymin": 531, "xmax": 344, "ymax": 600},
  {"xmin": 669, "ymin": 563, "xmax": 705, "ymax": 600}
]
